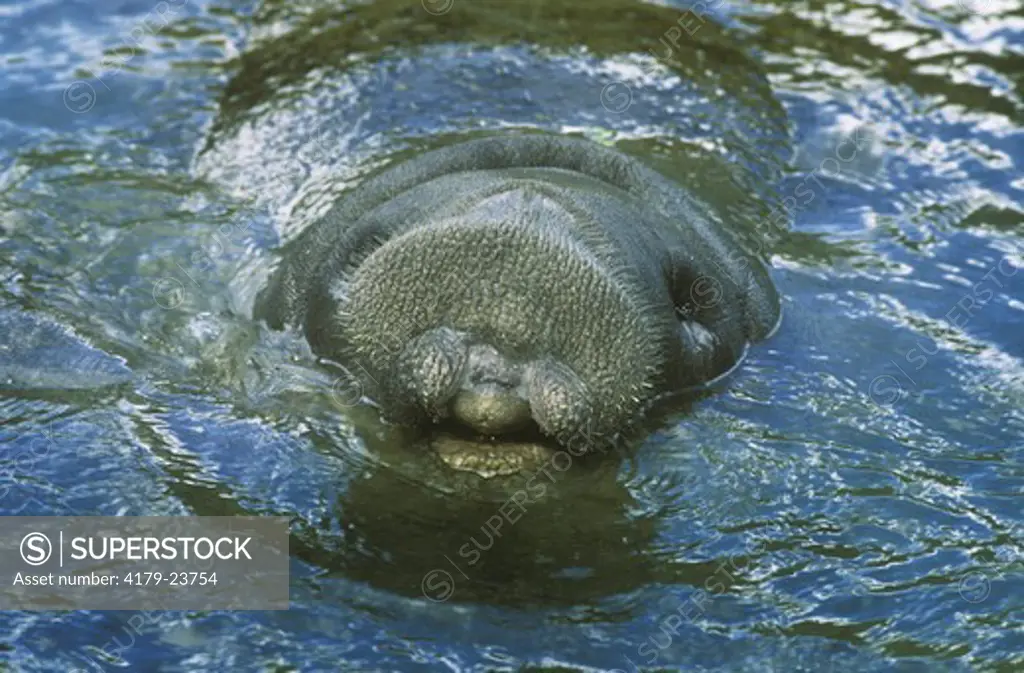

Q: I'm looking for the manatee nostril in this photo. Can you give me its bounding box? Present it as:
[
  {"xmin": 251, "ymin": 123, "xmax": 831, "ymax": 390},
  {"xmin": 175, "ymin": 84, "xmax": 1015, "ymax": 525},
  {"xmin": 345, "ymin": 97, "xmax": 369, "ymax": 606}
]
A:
[
  {"xmin": 470, "ymin": 369, "xmax": 521, "ymax": 389},
  {"xmin": 472, "ymin": 369, "xmax": 515, "ymax": 386}
]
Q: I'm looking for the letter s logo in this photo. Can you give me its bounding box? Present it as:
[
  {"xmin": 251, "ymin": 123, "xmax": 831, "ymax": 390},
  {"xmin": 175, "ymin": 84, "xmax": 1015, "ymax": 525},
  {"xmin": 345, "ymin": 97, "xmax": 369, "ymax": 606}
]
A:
[
  {"xmin": 421, "ymin": 569, "xmax": 455, "ymax": 602},
  {"xmin": 868, "ymin": 374, "xmax": 903, "ymax": 407},
  {"xmin": 63, "ymin": 81, "xmax": 97, "ymax": 113},
  {"xmin": 20, "ymin": 532, "xmax": 52, "ymax": 566},
  {"xmin": 601, "ymin": 82, "xmax": 633, "ymax": 114}
]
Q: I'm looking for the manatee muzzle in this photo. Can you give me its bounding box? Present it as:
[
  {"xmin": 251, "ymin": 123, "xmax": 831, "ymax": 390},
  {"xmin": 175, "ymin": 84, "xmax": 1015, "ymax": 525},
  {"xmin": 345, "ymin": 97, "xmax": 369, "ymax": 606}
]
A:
[{"xmin": 339, "ymin": 215, "xmax": 663, "ymax": 443}]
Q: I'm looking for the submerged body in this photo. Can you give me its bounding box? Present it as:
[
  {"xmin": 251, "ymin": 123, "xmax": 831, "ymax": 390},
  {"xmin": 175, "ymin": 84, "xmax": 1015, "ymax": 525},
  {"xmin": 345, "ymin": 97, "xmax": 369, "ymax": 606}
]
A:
[{"xmin": 255, "ymin": 134, "xmax": 780, "ymax": 458}]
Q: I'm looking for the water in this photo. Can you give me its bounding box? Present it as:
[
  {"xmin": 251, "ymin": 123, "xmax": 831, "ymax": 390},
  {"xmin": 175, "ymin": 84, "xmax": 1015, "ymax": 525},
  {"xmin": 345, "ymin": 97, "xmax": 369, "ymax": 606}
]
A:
[{"xmin": 1, "ymin": 0, "xmax": 1022, "ymax": 670}]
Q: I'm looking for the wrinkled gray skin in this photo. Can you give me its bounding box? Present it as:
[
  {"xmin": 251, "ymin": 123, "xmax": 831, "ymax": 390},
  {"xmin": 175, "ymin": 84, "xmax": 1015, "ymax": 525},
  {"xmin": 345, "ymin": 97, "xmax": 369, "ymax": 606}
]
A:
[{"xmin": 255, "ymin": 134, "xmax": 780, "ymax": 448}]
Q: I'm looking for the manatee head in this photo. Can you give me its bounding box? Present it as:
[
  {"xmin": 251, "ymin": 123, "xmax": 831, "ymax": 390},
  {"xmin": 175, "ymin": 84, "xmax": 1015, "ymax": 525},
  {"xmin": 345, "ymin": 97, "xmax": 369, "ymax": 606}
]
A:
[{"xmin": 317, "ymin": 188, "xmax": 679, "ymax": 450}]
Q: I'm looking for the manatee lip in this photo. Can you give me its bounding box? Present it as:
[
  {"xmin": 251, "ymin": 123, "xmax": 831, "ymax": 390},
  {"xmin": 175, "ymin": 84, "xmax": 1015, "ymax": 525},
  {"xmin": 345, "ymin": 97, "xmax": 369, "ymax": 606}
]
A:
[
  {"xmin": 429, "ymin": 411, "xmax": 554, "ymax": 450},
  {"xmin": 427, "ymin": 419, "xmax": 558, "ymax": 478},
  {"xmin": 437, "ymin": 406, "xmax": 546, "ymax": 443}
]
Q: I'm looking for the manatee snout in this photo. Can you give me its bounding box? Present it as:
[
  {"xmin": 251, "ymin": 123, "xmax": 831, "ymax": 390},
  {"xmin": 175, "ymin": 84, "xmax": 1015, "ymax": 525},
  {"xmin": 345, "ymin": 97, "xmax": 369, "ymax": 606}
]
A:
[
  {"xmin": 334, "ymin": 207, "xmax": 662, "ymax": 446},
  {"xmin": 254, "ymin": 135, "xmax": 783, "ymax": 465},
  {"xmin": 392, "ymin": 327, "xmax": 588, "ymax": 440}
]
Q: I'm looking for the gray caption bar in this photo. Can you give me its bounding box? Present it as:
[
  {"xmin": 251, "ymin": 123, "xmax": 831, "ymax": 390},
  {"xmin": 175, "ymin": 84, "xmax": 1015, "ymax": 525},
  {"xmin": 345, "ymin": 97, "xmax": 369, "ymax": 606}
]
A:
[{"xmin": 0, "ymin": 516, "xmax": 290, "ymax": 610}]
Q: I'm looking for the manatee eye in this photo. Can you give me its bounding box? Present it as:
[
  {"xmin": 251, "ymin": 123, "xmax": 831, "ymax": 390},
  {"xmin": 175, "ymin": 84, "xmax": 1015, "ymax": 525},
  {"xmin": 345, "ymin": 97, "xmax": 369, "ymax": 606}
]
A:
[
  {"xmin": 525, "ymin": 359, "xmax": 591, "ymax": 442},
  {"xmin": 392, "ymin": 327, "xmax": 468, "ymax": 419}
]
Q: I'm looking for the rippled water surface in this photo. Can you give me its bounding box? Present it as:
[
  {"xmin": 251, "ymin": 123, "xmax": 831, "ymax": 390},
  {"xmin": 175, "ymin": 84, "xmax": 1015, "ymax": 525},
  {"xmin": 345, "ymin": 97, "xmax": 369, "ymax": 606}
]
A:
[{"xmin": 1, "ymin": 0, "xmax": 1023, "ymax": 670}]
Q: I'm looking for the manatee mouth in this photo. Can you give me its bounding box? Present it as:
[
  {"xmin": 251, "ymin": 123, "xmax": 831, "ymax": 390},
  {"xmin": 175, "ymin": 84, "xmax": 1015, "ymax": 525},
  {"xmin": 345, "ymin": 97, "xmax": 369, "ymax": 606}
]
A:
[{"xmin": 428, "ymin": 419, "xmax": 557, "ymax": 478}]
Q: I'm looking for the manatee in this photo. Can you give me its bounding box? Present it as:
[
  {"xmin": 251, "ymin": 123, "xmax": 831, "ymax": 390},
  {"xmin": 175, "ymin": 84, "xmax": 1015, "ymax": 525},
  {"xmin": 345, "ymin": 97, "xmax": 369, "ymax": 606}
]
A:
[{"xmin": 254, "ymin": 133, "xmax": 780, "ymax": 454}]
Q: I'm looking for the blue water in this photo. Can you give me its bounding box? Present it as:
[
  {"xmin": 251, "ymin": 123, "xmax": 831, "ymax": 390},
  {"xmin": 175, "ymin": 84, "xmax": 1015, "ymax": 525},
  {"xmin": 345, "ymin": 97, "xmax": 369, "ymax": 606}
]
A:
[{"xmin": 1, "ymin": 0, "xmax": 1022, "ymax": 670}]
